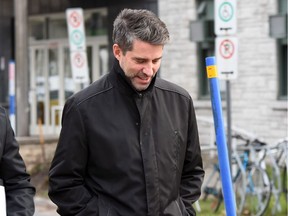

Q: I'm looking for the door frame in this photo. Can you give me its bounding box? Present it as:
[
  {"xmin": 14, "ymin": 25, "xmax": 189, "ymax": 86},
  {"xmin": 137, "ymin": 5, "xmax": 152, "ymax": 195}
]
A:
[{"xmin": 29, "ymin": 36, "xmax": 108, "ymax": 135}]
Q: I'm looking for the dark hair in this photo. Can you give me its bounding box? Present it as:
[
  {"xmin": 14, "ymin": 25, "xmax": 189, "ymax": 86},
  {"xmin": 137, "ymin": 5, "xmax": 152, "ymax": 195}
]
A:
[{"xmin": 112, "ymin": 8, "xmax": 170, "ymax": 54}]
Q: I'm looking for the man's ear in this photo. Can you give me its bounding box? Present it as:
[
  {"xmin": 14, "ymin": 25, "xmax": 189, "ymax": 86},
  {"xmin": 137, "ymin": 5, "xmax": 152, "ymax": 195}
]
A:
[{"xmin": 113, "ymin": 44, "xmax": 121, "ymax": 60}]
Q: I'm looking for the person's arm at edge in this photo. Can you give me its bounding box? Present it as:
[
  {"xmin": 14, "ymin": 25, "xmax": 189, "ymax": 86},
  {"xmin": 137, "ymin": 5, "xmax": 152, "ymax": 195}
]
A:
[
  {"xmin": 180, "ymin": 97, "xmax": 205, "ymax": 216},
  {"xmin": 0, "ymin": 108, "xmax": 35, "ymax": 216},
  {"xmin": 48, "ymin": 97, "xmax": 99, "ymax": 216}
]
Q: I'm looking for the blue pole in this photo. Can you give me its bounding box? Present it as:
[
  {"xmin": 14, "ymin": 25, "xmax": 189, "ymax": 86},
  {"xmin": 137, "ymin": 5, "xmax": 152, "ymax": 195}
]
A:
[
  {"xmin": 205, "ymin": 56, "xmax": 236, "ymax": 216},
  {"xmin": 9, "ymin": 60, "xmax": 16, "ymax": 133}
]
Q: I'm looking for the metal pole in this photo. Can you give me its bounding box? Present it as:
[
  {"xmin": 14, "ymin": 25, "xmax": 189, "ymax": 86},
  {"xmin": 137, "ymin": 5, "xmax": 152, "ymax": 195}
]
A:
[
  {"xmin": 226, "ymin": 80, "xmax": 232, "ymax": 174},
  {"xmin": 205, "ymin": 56, "xmax": 236, "ymax": 216},
  {"xmin": 14, "ymin": 0, "xmax": 29, "ymax": 136}
]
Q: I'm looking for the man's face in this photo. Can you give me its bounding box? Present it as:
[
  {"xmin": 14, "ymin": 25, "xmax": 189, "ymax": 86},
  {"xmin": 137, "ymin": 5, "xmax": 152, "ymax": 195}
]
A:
[{"xmin": 113, "ymin": 39, "xmax": 163, "ymax": 91}]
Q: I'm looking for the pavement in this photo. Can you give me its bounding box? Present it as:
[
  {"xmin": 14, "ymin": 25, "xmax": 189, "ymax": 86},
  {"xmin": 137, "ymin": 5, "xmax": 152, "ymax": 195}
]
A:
[
  {"xmin": 34, "ymin": 196, "xmax": 58, "ymax": 216},
  {"xmin": 17, "ymin": 135, "xmax": 59, "ymax": 216}
]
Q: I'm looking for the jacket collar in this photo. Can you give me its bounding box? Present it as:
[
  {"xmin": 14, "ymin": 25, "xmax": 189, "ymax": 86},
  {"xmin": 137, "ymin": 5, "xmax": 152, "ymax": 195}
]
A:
[{"xmin": 109, "ymin": 59, "xmax": 156, "ymax": 97}]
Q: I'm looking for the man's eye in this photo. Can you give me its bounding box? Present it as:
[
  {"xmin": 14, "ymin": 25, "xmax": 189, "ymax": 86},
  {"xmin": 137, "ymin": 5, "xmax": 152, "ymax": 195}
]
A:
[
  {"xmin": 152, "ymin": 59, "xmax": 160, "ymax": 64},
  {"xmin": 136, "ymin": 59, "xmax": 145, "ymax": 64}
]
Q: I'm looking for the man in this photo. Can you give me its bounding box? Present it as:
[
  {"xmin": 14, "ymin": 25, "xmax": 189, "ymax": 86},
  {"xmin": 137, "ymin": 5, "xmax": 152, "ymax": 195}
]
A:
[
  {"xmin": 0, "ymin": 106, "xmax": 35, "ymax": 215},
  {"xmin": 49, "ymin": 8, "xmax": 204, "ymax": 216}
]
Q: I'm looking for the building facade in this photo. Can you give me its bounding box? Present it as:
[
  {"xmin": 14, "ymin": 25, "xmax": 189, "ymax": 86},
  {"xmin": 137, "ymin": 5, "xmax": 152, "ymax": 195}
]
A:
[
  {"xmin": 158, "ymin": 0, "xmax": 287, "ymax": 144},
  {"xmin": 0, "ymin": 0, "xmax": 286, "ymax": 144}
]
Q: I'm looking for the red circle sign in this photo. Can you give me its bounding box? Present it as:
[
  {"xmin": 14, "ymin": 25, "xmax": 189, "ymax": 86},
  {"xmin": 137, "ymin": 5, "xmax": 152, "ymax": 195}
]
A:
[
  {"xmin": 69, "ymin": 11, "xmax": 82, "ymax": 28},
  {"xmin": 219, "ymin": 39, "xmax": 234, "ymax": 59},
  {"xmin": 73, "ymin": 53, "xmax": 85, "ymax": 68}
]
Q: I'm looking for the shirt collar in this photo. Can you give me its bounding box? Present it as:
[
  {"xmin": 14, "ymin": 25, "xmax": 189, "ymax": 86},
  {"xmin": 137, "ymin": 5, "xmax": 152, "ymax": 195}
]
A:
[{"xmin": 111, "ymin": 59, "xmax": 156, "ymax": 96}]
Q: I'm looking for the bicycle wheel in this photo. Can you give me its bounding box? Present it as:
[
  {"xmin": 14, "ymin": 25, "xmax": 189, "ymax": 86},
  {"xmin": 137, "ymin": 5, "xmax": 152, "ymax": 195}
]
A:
[
  {"xmin": 233, "ymin": 170, "xmax": 246, "ymax": 216},
  {"xmin": 242, "ymin": 164, "xmax": 272, "ymax": 216},
  {"xmin": 269, "ymin": 161, "xmax": 282, "ymax": 214},
  {"xmin": 202, "ymin": 173, "xmax": 223, "ymax": 212},
  {"xmin": 283, "ymin": 166, "xmax": 287, "ymax": 202}
]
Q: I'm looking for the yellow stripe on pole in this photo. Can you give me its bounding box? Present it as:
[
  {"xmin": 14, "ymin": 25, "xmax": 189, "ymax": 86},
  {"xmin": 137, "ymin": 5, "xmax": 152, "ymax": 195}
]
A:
[{"xmin": 206, "ymin": 65, "xmax": 218, "ymax": 78}]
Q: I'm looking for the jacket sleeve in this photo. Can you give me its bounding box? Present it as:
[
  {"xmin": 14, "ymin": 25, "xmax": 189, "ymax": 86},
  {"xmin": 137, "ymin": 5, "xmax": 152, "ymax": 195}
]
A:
[
  {"xmin": 48, "ymin": 98, "xmax": 99, "ymax": 216},
  {"xmin": 0, "ymin": 108, "xmax": 35, "ymax": 216},
  {"xmin": 180, "ymin": 98, "xmax": 205, "ymax": 216}
]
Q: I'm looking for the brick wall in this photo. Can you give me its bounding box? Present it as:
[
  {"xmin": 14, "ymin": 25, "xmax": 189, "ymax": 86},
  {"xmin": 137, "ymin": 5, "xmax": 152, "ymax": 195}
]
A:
[{"xmin": 158, "ymin": 0, "xmax": 287, "ymax": 144}]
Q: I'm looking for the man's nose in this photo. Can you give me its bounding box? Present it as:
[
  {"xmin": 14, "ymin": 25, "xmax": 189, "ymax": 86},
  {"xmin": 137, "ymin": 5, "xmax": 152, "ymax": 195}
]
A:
[{"xmin": 142, "ymin": 63, "xmax": 154, "ymax": 77}]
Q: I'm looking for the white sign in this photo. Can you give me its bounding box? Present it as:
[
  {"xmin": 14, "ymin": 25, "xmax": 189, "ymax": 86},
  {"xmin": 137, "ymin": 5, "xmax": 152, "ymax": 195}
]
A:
[
  {"xmin": 216, "ymin": 36, "xmax": 238, "ymax": 80},
  {"xmin": 66, "ymin": 8, "xmax": 86, "ymax": 51},
  {"xmin": 66, "ymin": 8, "xmax": 89, "ymax": 83},
  {"xmin": 70, "ymin": 51, "xmax": 89, "ymax": 83},
  {"xmin": 0, "ymin": 185, "xmax": 6, "ymax": 216},
  {"xmin": 215, "ymin": 0, "xmax": 237, "ymax": 35}
]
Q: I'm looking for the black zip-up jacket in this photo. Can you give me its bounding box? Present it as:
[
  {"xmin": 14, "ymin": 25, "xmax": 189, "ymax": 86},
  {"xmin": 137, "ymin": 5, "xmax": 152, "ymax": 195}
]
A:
[
  {"xmin": 49, "ymin": 60, "xmax": 204, "ymax": 216},
  {"xmin": 0, "ymin": 106, "xmax": 35, "ymax": 216}
]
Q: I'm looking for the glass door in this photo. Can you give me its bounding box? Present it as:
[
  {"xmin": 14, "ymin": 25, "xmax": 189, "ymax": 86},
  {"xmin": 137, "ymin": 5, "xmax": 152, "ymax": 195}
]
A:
[
  {"xmin": 29, "ymin": 48, "xmax": 47, "ymax": 134},
  {"xmin": 29, "ymin": 37, "xmax": 108, "ymax": 135},
  {"xmin": 29, "ymin": 44, "xmax": 61, "ymax": 135}
]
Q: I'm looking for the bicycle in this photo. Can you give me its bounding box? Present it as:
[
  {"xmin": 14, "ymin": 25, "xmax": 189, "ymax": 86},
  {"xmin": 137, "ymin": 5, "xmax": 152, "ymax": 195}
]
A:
[
  {"xmin": 264, "ymin": 138, "xmax": 288, "ymax": 215},
  {"xmin": 202, "ymin": 134, "xmax": 272, "ymax": 216},
  {"xmin": 236, "ymin": 135, "xmax": 272, "ymax": 216},
  {"xmin": 274, "ymin": 138, "xmax": 287, "ymax": 202}
]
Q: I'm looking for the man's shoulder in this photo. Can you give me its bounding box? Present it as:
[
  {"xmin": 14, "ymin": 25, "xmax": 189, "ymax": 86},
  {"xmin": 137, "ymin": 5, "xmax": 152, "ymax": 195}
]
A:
[
  {"xmin": 69, "ymin": 74, "xmax": 113, "ymax": 106},
  {"xmin": 0, "ymin": 107, "xmax": 7, "ymax": 119},
  {"xmin": 154, "ymin": 78, "xmax": 190, "ymax": 99},
  {"xmin": 0, "ymin": 107, "xmax": 7, "ymax": 136},
  {"xmin": 0, "ymin": 106, "xmax": 5, "ymax": 115}
]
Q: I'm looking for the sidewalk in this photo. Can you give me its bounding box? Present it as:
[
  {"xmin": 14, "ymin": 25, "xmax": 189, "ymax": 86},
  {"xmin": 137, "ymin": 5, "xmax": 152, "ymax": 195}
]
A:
[
  {"xmin": 17, "ymin": 136, "xmax": 59, "ymax": 216},
  {"xmin": 34, "ymin": 196, "xmax": 58, "ymax": 216}
]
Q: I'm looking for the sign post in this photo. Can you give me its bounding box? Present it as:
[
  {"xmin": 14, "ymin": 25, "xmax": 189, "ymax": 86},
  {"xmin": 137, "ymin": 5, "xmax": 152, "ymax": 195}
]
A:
[
  {"xmin": 66, "ymin": 8, "xmax": 89, "ymax": 84},
  {"xmin": 215, "ymin": 0, "xmax": 238, "ymax": 173},
  {"xmin": 214, "ymin": 0, "xmax": 238, "ymax": 214},
  {"xmin": 215, "ymin": 0, "xmax": 238, "ymax": 79}
]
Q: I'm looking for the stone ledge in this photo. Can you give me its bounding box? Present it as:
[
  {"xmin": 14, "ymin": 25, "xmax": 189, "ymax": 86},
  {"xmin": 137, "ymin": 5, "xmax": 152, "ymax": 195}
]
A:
[{"xmin": 16, "ymin": 135, "xmax": 59, "ymax": 145}]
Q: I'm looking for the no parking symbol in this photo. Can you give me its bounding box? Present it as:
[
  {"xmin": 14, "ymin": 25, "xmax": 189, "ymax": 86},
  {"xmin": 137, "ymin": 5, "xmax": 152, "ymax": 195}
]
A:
[
  {"xmin": 68, "ymin": 11, "xmax": 82, "ymax": 28},
  {"xmin": 72, "ymin": 52, "xmax": 85, "ymax": 68},
  {"xmin": 216, "ymin": 37, "xmax": 238, "ymax": 80},
  {"xmin": 219, "ymin": 39, "xmax": 234, "ymax": 59},
  {"xmin": 70, "ymin": 51, "xmax": 89, "ymax": 83}
]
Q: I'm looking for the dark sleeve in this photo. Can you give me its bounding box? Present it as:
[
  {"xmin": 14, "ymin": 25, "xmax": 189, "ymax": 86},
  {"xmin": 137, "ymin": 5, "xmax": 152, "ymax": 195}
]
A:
[
  {"xmin": 0, "ymin": 109, "xmax": 35, "ymax": 216},
  {"xmin": 180, "ymin": 98, "xmax": 205, "ymax": 216},
  {"xmin": 48, "ymin": 98, "xmax": 99, "ymax": 216}
]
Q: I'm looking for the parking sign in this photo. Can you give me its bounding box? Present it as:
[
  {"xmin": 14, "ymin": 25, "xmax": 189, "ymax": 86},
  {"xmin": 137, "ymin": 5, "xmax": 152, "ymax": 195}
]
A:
[
  {"xmin": 216, "ymin": 36, "xmax": 238, "ymax": 80},
  {"xmin": 66, "ymin": 8, "xmax": 89, "ymax": 83},
  {"xmin": 215, "ymin": 0, "xmax": 237, "ymax": 36}
]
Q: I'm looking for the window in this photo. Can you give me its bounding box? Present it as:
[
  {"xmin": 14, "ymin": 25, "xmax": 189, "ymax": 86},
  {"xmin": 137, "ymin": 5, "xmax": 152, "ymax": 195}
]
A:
[
  {"xmin": 277, "ymin": 0, "xmax": 287, "ymax": 99},
  {"xmin": 195, "ymin": 0, "xmax": 229, "ymax": 100},
  {"xmin": 28, "ymin": 9, "xmax": 108, "ymax": 40},
  {"xmin": 195, "ymin": 0, "xmax": 217, "ymax": 99}
]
